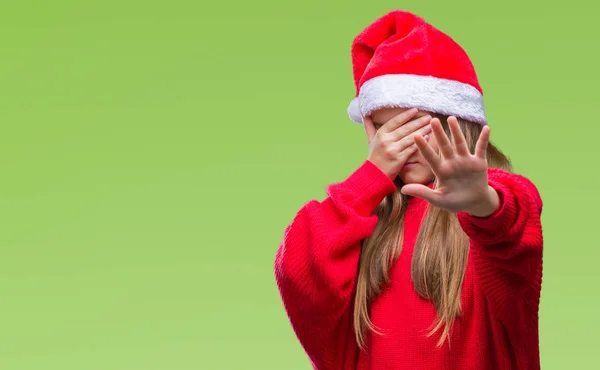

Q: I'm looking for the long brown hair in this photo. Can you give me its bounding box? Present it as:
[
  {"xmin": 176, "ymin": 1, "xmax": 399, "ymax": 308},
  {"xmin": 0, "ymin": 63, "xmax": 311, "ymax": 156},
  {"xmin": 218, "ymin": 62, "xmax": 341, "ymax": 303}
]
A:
[{"xmin": 353, "ymin": 114, "xmax": 512, "ymax": 348}]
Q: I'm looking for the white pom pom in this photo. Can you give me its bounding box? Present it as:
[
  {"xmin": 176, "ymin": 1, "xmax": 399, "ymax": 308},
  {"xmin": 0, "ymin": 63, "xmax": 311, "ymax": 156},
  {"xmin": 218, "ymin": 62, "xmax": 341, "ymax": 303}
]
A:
[{"xmin": 347, "ymin": 97, "xmax": 363, "ymax": 124}]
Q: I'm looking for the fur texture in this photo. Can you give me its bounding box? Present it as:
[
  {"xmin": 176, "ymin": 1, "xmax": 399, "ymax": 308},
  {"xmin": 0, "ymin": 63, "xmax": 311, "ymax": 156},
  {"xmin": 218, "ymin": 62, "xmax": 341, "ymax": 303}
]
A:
[{"xmin": 347, "ymin": 74, "xmax": 486, "ymax": 124}]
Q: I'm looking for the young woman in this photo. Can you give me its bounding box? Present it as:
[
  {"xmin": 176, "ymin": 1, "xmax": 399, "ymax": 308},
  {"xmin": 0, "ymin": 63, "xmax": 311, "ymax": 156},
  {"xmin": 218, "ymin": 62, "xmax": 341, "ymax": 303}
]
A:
[{"xmin": 274, "ymin": 10, "xmax": 543, "ymax": 370}]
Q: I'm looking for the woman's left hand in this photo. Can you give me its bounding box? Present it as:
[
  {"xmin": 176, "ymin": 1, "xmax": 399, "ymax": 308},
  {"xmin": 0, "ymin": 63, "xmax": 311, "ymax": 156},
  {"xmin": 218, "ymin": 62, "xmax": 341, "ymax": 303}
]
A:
[{"xmin": 400, "ymin": 116, "xmax": 500, "ymax": 217}]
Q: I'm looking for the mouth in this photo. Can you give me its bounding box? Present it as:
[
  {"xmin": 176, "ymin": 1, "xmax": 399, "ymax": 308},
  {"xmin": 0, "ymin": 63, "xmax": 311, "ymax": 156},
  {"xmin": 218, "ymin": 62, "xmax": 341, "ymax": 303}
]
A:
[{"xmin": 402, "ymin": 162, "xmax": 417, "ymax": 170}]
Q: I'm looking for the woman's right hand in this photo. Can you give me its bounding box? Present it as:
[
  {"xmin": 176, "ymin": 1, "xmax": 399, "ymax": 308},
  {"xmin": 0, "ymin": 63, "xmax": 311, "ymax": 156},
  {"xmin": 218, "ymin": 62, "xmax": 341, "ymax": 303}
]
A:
[{"xmin": 365, "ymin": 108, "xmax": 433, "ymax": 180}]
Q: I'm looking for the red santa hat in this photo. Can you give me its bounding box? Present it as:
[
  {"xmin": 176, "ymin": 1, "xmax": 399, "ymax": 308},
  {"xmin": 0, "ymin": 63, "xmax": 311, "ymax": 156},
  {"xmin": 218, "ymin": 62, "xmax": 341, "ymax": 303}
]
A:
[{"xmin": 347, "ymin": 10, "xmax": 487, "ymax": 125}]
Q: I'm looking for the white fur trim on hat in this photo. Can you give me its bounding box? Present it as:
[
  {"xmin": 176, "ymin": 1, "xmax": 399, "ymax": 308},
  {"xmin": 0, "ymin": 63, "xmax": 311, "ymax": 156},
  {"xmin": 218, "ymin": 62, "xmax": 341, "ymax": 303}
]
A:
[{"xmin": 347, "ymin": 74, "xmax": 487, "ymax": 125}]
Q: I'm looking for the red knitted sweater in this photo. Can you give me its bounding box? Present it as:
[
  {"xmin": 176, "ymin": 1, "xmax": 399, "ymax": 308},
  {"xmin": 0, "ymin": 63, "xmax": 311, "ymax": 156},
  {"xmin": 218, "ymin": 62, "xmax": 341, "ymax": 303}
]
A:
[{"xmin": 274, "ymin": 159, "xmax": 543, "ymax": 370}]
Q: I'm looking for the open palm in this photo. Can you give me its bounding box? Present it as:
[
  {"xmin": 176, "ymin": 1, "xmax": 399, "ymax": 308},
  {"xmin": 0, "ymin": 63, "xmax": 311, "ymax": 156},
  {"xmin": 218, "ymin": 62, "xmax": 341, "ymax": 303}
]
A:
[{"xmin": 401, "ymin": 116, "xmax": 493, "ymax": 214}]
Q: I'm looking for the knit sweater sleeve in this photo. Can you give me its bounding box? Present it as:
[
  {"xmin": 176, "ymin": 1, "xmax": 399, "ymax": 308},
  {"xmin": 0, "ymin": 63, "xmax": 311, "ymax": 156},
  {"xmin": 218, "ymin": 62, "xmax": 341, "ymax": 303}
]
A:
[
  {"xmin": 457, "ymin": 168, "xmax": 544, "ymax": 325},
  {"xmin": 274, "ymin": 160, "xmax": 397, "ymax": 370}
]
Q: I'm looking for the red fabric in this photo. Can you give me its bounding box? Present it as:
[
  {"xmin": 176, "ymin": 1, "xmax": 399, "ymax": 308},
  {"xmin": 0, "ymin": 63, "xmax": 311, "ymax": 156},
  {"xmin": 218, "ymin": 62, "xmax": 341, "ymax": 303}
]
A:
[
  {"xmin": 274, "ymin": 160, "xmax": 544, "ymax": 370},
  {"xmin": 351, "ymin": 10, "xmax": 483, "ymax": 97}
]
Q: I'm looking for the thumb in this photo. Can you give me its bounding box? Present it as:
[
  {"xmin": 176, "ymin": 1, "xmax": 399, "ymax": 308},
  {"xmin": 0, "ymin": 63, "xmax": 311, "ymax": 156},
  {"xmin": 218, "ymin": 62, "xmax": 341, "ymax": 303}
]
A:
[
  {"xmin": 400, "ymin": 184, "xmax": 440, "ymax": 204},
  {"xmin": 363, "ymin": 115, "xmax": 376, "ymax": 143}
]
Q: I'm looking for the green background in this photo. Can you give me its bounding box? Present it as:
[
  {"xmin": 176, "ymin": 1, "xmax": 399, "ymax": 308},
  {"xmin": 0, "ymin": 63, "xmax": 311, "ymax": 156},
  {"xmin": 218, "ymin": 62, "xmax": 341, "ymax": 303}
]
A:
[{"xmin": 0, "ymin": 0, "xmax": 597, "ymax": 369}]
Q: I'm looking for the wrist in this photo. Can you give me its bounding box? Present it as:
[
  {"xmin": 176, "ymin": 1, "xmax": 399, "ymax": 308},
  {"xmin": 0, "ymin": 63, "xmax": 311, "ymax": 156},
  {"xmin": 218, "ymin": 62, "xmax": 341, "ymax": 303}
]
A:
[
  {"xmin": 464, "ymin": 185, "xmax": 500, "ymax": 218},
  {"xmin": 367, "ymin": 158, "xmax": 397, "ymax": 180}
]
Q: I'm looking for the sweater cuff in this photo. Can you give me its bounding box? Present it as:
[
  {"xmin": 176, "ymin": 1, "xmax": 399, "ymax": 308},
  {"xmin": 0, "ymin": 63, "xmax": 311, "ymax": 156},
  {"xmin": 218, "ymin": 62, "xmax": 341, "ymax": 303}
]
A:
[
  {"xmin": 457, "ymin": 175, "xmax": 517, "ymax": 243},
  {"xmin": 325, "ymin": 160, "xmax": 397, "ymax": 217}
]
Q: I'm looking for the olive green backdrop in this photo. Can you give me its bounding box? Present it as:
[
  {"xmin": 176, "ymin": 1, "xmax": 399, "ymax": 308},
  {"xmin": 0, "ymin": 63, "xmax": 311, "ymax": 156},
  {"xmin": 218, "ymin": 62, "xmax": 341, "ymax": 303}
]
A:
[{"xmin": 0, "ymin": 1, "xmax": 597, "ymax": 369}]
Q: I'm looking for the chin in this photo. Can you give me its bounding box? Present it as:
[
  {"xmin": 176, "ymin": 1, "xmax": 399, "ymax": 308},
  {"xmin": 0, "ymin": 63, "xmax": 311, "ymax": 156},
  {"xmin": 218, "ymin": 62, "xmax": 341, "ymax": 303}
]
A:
[{"xmin": 399, "ymin": 171, "xmax": 434, "ymax": 185}]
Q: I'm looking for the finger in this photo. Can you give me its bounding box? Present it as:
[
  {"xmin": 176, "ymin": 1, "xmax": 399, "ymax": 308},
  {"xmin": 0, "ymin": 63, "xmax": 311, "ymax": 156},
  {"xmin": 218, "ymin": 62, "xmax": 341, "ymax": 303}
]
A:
[
  {"xmin": 389, "ymin": 138, "xmax": 420, "ymax": 163},
  {"xmin": 389, "ymin": 114, "xmax": 432, "ymax": 142},
  {"xmin": 400, "ymin": 184, "xmax": 441, "ymax": 205},
  {"xmin": 475, "ymin": 125, "xmax": 491, "ymax": 159},
  {"xmin": 431, "ymin": 118, "xmax": 455, "ymax": 159},
  {"xmin": 397, "ymin": 122, "xmax": 433, "ymax": 151},
  {"xmin": 414, "ymin": 133, "xmax": 442, "ymax": 172},
  {"xmin": 379, "ymin": 108, "xmax": 419, "ymax": 133},
  {"xmin": 398, "ymin": 140, "xmax": 420, "ymax": 160},
  {"xmin": 363, "ymin": 115, "xmax": 377, "ymax": 143},
  {"xmin": 448, "ymin": 116, "xmax": 469, "ymax": 156}
]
